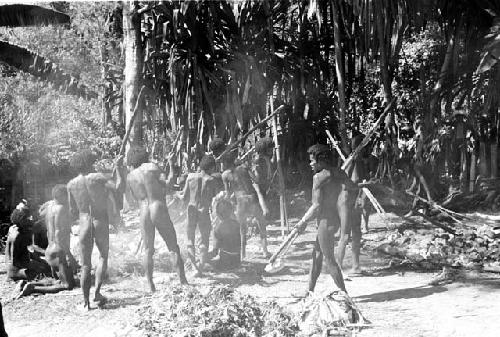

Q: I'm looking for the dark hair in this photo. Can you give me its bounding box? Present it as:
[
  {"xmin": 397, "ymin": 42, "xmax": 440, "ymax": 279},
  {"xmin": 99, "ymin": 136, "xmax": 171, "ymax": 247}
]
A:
[
  {"xmin": 200, "ymin": 154, "xmax": 216, "ymax": 171},
  {"xmin": 307, "ymin": 144, "xmax": 333, "ymax": 165},
  {"xmin": 127, "ymin": 146, "xmax": 149, "ymax": 168},
  {"xmin": 52, "ymin": 184, "xmax": 67, "ymax": 203},
  {"xmin": 70, "ymin": 149, "xmax": 96, "ymax": 173},
  {"xmin": 221, "ymin": 149, "xmax": 237, "ymax": 167},
  {"xmin": 255, "ymin": 137, "xmax": 274, "ymax": 155},
  {"xmin": 215, "ymin": 198, "xmax": 233, "ymax": 219},
  {"xmin": 10, "ymin": 207, "xmax": 32, "ymax": 229},
  {"xmin": 209, "ymin": 137, "xmax": 226, "ymax": 157}
]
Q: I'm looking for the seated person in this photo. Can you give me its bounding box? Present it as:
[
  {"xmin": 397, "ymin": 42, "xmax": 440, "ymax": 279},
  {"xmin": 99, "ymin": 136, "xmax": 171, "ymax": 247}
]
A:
[
  {"xmin": 209, "ymin": 197, "xmax": 241, "ymax": 270},
  {"xmin": 6, "ymin": 203, "xmax": 74, "ymax": 298},
  {"xmin": 5, "ymin": 205, "xmax": 51, "ymax": 282}
]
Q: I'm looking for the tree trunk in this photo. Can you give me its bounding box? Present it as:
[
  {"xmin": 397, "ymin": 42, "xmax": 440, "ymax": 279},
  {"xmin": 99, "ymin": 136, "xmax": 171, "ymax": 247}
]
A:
[
  {"xmin": 491, "ymin": 143, "xmax": 498, "ymax": 178},
  {"xmin": 460, "ymin": 145, "xmax": 468, "ymax": 193},
  {"xmin": 123, "ymin": 1, "xmax": 143, "ymax": 147},
  {"xmin": 479, "ymin": 141, "xmax": 489, "ymax": 177},
  {"xmin": 469, "ymin": 148, "xmax": 476, "ymax": 193},
  {"xmin": 331, "ymin": 0, "xmax": 349, "ymax": 154}
]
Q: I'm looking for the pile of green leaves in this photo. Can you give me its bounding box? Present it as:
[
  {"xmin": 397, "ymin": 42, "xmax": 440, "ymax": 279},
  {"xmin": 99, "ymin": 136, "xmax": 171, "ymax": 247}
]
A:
[{"xmin": 134, "ymin": 285, "xmax": 299, "ymax": 337}]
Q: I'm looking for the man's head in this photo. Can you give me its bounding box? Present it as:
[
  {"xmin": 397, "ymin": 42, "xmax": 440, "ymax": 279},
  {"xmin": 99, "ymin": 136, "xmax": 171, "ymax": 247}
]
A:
[
  {"xmin": 70, "ymin": 149, "xmax": 96, "ymax": 174},
  {"xmin": 307, "ymin": 144, "xmax": 333, "ymax": 173},
  {"xmin": 10, "ymin": 207, "xmax": 32, "ymax": 230},
  {"xmin": 52, "ymin": 184, "xmax": 68, "ymax": 205},
  {"xmin": 127, "ymin": 146, "xmax": 149, "ymax": 168},
  {"xmin": 215, "ymin": 198, "xmax": 234, "ymax": 220},
  {"xmin": 221, "ymin": 149, "xmax": 237, "ymax": 169},
  {"xmin": 200, "ymin": 154, "xmax": 216, "ymax": 173},
  {"xmin": 209, "ymin": 137, "xmax": 226, "ymax": 157},
  {"xmin": 255, "ymin": 137, "xmax": 274, "ymax": 157}
]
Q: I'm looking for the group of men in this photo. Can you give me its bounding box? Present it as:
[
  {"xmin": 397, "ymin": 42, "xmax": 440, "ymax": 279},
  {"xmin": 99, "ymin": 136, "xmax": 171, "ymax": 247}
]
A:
[{"xmin": 3, "ymin": 132, "xmax": 375, "ymax": 316}]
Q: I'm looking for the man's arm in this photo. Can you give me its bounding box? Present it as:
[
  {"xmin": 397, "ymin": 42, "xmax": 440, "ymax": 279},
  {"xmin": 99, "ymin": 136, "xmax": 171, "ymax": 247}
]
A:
[
  {"xmin": 176, "ymin": 174, "xmax": 190, "ymax": 203},
  {"xmin": 297, "ymin": 174, "xmax": 322, "ymax": 231},
  {"xmin": 67, "ymin": 185, "xmax": 78, "ymax": 222},
  {"xmin": 54, "ymin": 207, "xmax": 70, "ymax": 252}
]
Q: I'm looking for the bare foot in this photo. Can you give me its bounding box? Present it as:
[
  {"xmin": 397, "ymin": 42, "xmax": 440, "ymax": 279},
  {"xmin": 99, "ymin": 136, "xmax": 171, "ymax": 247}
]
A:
[
  {"xmin": 16, "ymin": 282, "xmax": 34, "ymax": 299},
  {"xmin": 93, "ymin": 293, "xmax": 108, "ymax": 307}
]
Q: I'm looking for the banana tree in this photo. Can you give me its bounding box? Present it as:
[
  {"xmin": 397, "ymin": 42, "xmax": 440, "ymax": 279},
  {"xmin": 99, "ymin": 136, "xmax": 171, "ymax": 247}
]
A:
[{"xmin": 0, "ymin": 4, "xmax": 97, "ymax": 100}]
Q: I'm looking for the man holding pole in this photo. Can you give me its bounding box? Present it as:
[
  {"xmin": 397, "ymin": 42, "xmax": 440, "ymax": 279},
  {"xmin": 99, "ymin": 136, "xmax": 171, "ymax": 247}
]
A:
[{"xmin": 296, "ymin": 144, "xmax": 363, "ymax": 294}]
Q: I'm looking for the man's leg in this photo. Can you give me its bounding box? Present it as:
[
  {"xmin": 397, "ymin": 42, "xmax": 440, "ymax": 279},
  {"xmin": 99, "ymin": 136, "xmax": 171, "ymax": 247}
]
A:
[
  {"xmin": 93, "ymin": 216, "xmax": 109, "ymax": 305},
  {"xmin": 186, "ymin": 206, "xmax": 197, "ymax": 261},
  {"xmin": 255, "ymin": 215, "xmax": 270, "ymax": 258},
  {"xmin": 78, "ymin": 214, "xmax": 93, "ymax": 309},
  {"xmin": 198, "ymin": 211, "xmax": 212, "ymax": 272},
  {"xmin": 236, "ymin": 196, "xmax": 249, "ymax": 259},
  {"xmin": 308, "ymin": 238, "xmax": 323, "ymax": 293},
  {"xmin": 337, "ymin": 196, "xmax": 352, "ymax": 269},
  {"xmin": 318, "ymin": 219, "xmax": 347, "ymax": 292},
  {"xmin": 350, "ymin": 206, "xmax": 362, "ymax": 274},
  {"xmin": 152, "ymin": 202, "xmax": 187, "ymax": 285},
  {"xmin": 140, "ymin": 204, "xmax": 157, "ymax": 291}
]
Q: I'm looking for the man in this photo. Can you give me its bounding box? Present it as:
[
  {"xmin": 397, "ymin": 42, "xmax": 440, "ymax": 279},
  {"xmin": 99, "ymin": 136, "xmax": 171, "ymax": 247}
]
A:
[
  {"xmin": 222, "ymin": 151, "xmax": 269, "ymax": 259},
  {"xmin": 209, "ymin": 197, "xmax": 241, "ymax": 270},
  {"xmin": 67, "ymin": 149, "xmax": 125, "ymax": 310},
  {"xmin": 44, "ymin": 185, "xmax": 76, "ymax": 288},
  {"xmin": 296, "ymin": 144, "xmax": 363, "ymax": 294},
  {"xmin": 178, "ymin": 155, "xmax": 219, "ymax": 275},
  {"xmin": 126, "ymin": 146, "xmax": 187, "ymax": 291},
  {"xmin": 5, "ymin": 205, "xmax": 51, "ymax": 282},
  {"xmin": 337, "ymin": 134, "xmax": 378, "ymax": 276}
]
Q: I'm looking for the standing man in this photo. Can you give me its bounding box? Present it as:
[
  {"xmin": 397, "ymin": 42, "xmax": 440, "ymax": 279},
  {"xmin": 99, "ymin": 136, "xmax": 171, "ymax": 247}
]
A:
[
  {"xmin": 222, "ymin": 151, "xmax": 269, "ymax": 259},
  {"xmin": 177, "ymin": 155, "xmax": 220, "ymax": 276},
  {"xmin": 67, "ymin": 149, "xmax": 125, "ymax": 310},
  {"xmin": 126, "ymin": 146, "xmax": 187, "ymax": 291},
  {"xmin": 296, "ymin": 144, "xmax": 362, "ymax": 294}
]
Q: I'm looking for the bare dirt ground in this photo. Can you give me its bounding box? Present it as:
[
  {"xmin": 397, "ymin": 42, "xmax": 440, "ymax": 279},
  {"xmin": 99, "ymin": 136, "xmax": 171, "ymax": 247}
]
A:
[{"xmin": 1, "ymin": 210, "xmax": 500, "ymax": 337}]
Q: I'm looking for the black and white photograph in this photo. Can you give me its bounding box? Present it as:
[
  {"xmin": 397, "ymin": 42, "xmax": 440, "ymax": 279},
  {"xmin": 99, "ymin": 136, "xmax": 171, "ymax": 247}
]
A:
[{"xmin": 1, "ymin": 0, "xmax": 500, "ymax": 336}]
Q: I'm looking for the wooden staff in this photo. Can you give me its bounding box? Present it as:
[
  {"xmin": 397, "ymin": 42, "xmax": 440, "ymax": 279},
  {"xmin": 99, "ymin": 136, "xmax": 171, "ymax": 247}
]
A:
[
  {"xmin": 341, "ymin": 98, "xmax": 395, "ymax": 172},
  {"xmin": 215, "ymin": 105, "xmax": 285, "ymax": 162},
  {"xmin": 325, "ymin": 130, "xmax": 388, "ymax": 218}
]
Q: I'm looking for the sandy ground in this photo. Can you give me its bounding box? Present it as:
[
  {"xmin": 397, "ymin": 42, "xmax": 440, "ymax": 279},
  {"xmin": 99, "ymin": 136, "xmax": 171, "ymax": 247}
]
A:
[{"xmin": 1, "ymin": 211, "xmax": 499, "ymax": 337}]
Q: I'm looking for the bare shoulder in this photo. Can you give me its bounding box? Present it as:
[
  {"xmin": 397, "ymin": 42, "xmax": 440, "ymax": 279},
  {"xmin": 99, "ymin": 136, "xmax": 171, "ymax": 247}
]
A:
[
  {"xmin": 313, "ymin": 169, "xmax": 331, "ymax": 186},
  {"xmin": 139, "ymin": 162, "xmax": 160, "ymax": 172}
]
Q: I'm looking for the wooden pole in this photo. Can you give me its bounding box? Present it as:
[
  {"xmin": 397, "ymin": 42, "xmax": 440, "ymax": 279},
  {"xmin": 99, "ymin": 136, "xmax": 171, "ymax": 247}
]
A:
[
  {"xmin": 270, "ymin": 96, "xmax": 288, "ymax": 236},
  {"xmin": 215, "ymin": 105, "xmax": 284, "ymax": 162}
]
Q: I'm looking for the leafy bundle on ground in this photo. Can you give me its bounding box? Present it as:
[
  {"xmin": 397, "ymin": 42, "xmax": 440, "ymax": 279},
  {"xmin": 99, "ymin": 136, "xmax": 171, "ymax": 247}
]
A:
[{"xmin": 134, "ymin": 285, "xmax": 299, "ymax": 337}]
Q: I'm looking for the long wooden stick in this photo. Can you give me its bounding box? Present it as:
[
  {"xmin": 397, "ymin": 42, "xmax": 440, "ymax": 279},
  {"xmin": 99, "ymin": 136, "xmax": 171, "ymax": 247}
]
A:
[
  {"xmin": 215, "ymin": 105, "xmax": 285, "ymax": 161},
  {"xmin": 341, "ymin": 98, "xmax": 395, "ymax": 171},
  {"xmin": 405, "ymin": 190, "xmax": 471, "ymax": 222},
  {"xmin": 326, "ymin": 130, "xmax": 388, "ymax": 217}
]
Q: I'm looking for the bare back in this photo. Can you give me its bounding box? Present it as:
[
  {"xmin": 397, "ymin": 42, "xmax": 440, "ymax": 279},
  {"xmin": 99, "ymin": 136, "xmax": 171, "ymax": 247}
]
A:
[
  {"xmin": 128, "ymin": 163, "xmax": 166, "ymax": 203},
  {"xmin": 68, "ymin": 173, "xmax": 109, "ymax": 218}
]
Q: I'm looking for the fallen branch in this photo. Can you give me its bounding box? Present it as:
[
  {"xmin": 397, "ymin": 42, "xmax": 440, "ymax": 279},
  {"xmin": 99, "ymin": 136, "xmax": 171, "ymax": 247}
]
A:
[
  {"xmin": 405, "ymin": 190, "xmax": 472, "ymax": 223},
  {"xmin": 414, "ymin": 211, "xmax": 456, "ymax": 234}
]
